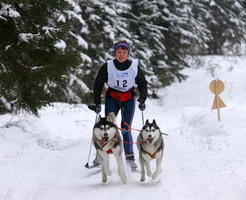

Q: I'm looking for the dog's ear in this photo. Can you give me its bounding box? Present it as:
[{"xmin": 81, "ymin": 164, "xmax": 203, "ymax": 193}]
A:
[
  {"xmin": 107, "ymin": 115, "xmax": 113, "ymax": 123},
  {"xmin": 106, "ymin": 112, "xmax": 116, "ymax": 123},
  {"xmin": 152, "ymin": 119, "xmax": 157, "ymax": 125},
  {"xmin": 97, "ymin": 114, "xmax": 102, "ymax": 122},
  {"xmin": 152, "ymin": 119, "xmax": 159, "ymax": 129},
  {"xmin": 145, "ymin": 119, "xmax": 149, "ymax": 125}
]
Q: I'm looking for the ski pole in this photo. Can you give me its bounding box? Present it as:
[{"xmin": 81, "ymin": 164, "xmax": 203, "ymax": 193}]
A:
[
  {"xmin": 141, "ymin": 110, "xmax": 145, "ymax": 126},
  {"xmin": 85, "ymin": 113, "xmax": 98, "ymax": 168}
]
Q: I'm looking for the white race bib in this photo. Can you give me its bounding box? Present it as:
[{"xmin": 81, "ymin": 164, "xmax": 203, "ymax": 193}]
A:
[{"xmin": 107, "ymin": 59, "xmax": 138, "ymax": 92}]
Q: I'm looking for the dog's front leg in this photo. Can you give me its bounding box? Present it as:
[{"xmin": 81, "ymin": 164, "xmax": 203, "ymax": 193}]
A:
[
  {"xmin": 152, "ymin": 155, "xmax": 162, "ymax": 180},
  {"xmin": 145, "ymin": 159, "xmax": 152, "ymax": 178},
  {"xmin": 97, "ymin": 153, "xmax": 107, "ymax": 183},
  {"xmin": 101, "ymin": 168, "xmax": 107, "ymax": 183},
  {"xmin": 114, "ymin": 150, "xmax": 127, "ymax": 184},
  {"xmin": 142, "ymin": 154, "xmax": 152, "ymax": 177},
  {"xmin": 139, "ymin": 155, "xmax": 146, "ymax": 182},
  {"xmin": 102, "ymin": 153, "xmax": 112, "ymax": 176},
  {"xmin": 98, "ymin": 151, "xmax": 112, "ymax": 183}
]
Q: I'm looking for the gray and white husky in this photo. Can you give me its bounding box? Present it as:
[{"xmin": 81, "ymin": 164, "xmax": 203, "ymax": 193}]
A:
[
  {"xmin": 93, "ymin": 112, "xmax": 127, "ymax": 184},
  {"xmin": 137, "ymin": 119, "xmax": 164, "ymax": 182}
]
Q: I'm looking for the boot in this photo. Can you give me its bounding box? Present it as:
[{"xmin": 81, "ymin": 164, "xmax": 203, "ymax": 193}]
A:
[
  {"xmin": 93, "ymin": 155, "xmax": 100, "ymax": 166},
  {"xmin": 125, "ymin": 154, "xmax": 137, "ymax": 171}
]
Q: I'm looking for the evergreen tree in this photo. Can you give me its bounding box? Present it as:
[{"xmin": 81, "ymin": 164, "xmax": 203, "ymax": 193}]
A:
[
  {"xmin": 199, "ymin": 0, "xmax": 246, "ymax": 55},
  {"xmin": 1, "ymin": 0, "xmax": 245, "ymax": 115},
  {"xmin": 0, "ymin": 0, "xmax": 84, "ymax": 115},
  {"xmin": 77, "ymin": 0, "xmax": 131, "ymax": 84},
  {"xmin": 126, "ymin": 0, "xmax": 209, "ymax": 95}
]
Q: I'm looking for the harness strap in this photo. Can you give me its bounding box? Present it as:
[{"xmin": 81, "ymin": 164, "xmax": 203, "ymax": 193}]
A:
[
  {"xmin": 96, "ymin": 132, "xmax": 119, "ymax": 151},
  {"xmin": 141, "ymin": 148, "xmax": 158, "ymax": 159},
  {"xmin": 107, "ymin": 149, "xmax": 113, "ymax": 154},
  {"xmin": 139, "ymin": 135, "xmax": 163, "ymax": 159},
  {"xmin": 112, "ymin": 138, "xmax": 140, "ymax": 145},
  {"xmin": 114, "ymin": 122, "xmax": 142, "ymax": 132},
  {"xmin": 107, "ymin": 88, "xmax": 134, "ymax": 102}
]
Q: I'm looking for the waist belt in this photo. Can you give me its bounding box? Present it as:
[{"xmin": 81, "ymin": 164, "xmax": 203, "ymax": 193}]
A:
[{"xmin": 107, "ymin": 88, "xmax": 134, "ymax": 102}]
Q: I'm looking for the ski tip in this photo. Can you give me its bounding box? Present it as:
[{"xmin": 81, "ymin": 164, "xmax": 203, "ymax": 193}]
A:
[
  {"xmin": 85, "ymin": 163, "xmax": 91, "ymax": 169},
  {"xmin": 131, "ymin": 167, "xmax": 137, "ymax": 172},
  {"xmin": 85, "ymin": 163, "xmax": 101, "ymax": 169}
]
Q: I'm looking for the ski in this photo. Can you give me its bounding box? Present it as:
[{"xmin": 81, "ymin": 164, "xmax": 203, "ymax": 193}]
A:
[
  {"xmin": 85, "ymin": 163, "xmax": 101, "ymax": 169},
  {"xmin": 131, "ymin": 167, "xmax": 137, "ymax": 172}
]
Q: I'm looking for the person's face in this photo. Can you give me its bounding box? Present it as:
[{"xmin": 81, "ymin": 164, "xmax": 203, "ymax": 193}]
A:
[{"xmin": 115, "ymin": 48, "xmax": 128, "ymax": 63}]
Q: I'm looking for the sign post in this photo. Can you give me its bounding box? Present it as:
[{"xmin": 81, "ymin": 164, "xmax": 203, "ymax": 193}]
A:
[{"xmin": 209, "ymin": 79, "xmax": 226, "ymax": 121}]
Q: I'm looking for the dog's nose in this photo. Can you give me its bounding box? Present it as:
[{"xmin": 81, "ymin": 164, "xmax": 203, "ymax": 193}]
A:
[
  {"xmin": 104, "ymin": 133, "xmax": 108, "ymax": 137},
  {"xmin": 148, "ymin": 135, "xmax": 152, "ymax": 138}
]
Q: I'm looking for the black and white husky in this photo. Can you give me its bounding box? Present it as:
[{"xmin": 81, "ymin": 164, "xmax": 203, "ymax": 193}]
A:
[
  {"xmin": 137, "ymin": 119, "xmax": 164, "ymax": 182},
  {"xmin": 93, "ymin": 112, "xmax": 127, "ymax": 184}
]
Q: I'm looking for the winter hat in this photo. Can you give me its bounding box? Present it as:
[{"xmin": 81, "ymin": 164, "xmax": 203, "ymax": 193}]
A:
[{"xmin": 114, "ymin": 41, "xmax": 130, "ymax": 55}]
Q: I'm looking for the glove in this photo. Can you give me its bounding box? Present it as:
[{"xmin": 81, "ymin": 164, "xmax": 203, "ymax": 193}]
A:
[
  {"xmin": 88, "ymin": 104, "xmax": 101, "ymax": 114},
  {"xmin": 138, "ymin": 102, "xmax": 146, "ymax": 111},
  {"xmin": 137, "ymin": 98, "xmax": 146, "ymax": 111},
  {"xmin": 95, "ymin": 104, "xmax": 101, "ymax": 114}
]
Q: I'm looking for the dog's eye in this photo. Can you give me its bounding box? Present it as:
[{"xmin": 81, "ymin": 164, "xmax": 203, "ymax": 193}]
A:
[
  {"xmin": 100, "ymin": 127, "xmax": 104, "ymax": 130},
  {"xmin": 146, "ymin": 130, "xmax": 149, "ymax": 132},
  {"xmin": 151, "ymin": 129, "xmax": 155, "ymax": 132},
  {"xmin": 106, "ymin": 127, "xmax": 110, "ymax": 130}
]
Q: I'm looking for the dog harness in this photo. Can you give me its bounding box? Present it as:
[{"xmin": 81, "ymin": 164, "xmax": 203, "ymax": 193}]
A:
[
  {"xmin": 141, "ymin": 148, "xmax": 158, "ymax": 159},
  {"xmin": 139, "ymin": 134, "xmax": 163, "ymax": 159},
  {"xmin": 95, "ymin": 133, "xmax": 120, "ymax": 154}
]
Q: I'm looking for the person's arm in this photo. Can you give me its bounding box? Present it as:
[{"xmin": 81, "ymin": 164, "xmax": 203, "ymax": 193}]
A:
[
  {"xmin": 135, "ymin": 66, "xmax": 148, "ymax": 103},
  {"xmin": 93, "ymin": 63, "xmax": 108, "ymax": 105}
]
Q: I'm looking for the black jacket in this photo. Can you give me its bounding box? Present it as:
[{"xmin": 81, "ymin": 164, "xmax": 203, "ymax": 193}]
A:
[{"xmin": 93, "ymin": 59, "xmax": 148, "ymax": 105}]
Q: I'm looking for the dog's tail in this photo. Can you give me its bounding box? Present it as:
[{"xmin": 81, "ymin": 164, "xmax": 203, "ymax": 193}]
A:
[{"xmin": 107, "ymin": 112, "xmax": 117, "ymax": 124}]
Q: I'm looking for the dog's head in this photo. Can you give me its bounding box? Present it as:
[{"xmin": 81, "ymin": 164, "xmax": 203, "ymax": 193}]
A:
[
  {"xmin": 141, "ymin": 119, "xmax": 161, "ymax": 143},
  {"xmin": 93, "ymin": 113, "xmax": 117, "ymax": 142}
]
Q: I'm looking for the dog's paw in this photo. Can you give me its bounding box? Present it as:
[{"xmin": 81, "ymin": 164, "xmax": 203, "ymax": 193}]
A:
[
  {"xmin": 102, "ymin": 174, "xmax": 107, "ymax": 183},
  {"xmin": 152, "ymin": 171, "xmax": 161, "ymax": 180},
  {"xmin": 140, "ymin": 176, "xmax": 145, "ymax": 182},
  {"xmin": 121, "ymin": 174, "xmax": 127, "ymax": 184},
  {"xmin": 147, "ymin": 170, "xmax": 152, "ymax": 177},
  {"xmin": 106, "ymin": 170, "xmax": 112, "ymax": 176}
]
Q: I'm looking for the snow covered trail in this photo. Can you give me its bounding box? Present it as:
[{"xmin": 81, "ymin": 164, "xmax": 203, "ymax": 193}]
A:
[
  {"xmin": 1, "ymin": 101, "xmax": 246, "ymax": 200},
  {"xmin": 80, "ymin": 105, "xmax": 190, "ymax": 200},
  {"xmin": 0, "ymin": 103, "xmax": 194, "ymax": 200},
  {"xmin": 1, "ymin": 56, "xmax": 246, "ymax": 200},
  {"xmin": 2, "ymin": 145, "xmax": 82, "ymax": 200}
]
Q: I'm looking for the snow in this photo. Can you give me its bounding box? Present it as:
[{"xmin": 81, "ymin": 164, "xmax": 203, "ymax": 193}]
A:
[
  {"xmin": 19, "ymin": 33, "xmax": 38, "ymax": 42},
  {"xmin": 66, "ymin": 11, "xmax": 85, "ymax": 25},
  {"xmin": 54, "ymin": 40, "xmax": 67, "ymax": 49},
  {"xmin": 0, "ymin": 56, "xmax": 246, "ymax": 200},
  {"xmin": 0, "ymin": 3, "xmax": 20, "ymax": 18},
  {"xmin": 80, "ymin": 52, "xmax": 92, "ymax": 63},
  {"xmin": 69, "ymin": 31, "xmax": 88, "ymax": 49},
  {"xmin": 65, "ymin": 0, "xmax": 81, "ymax": 13}
]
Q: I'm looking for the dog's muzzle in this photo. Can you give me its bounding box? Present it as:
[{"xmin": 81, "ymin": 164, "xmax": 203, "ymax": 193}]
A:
[
  {"xmin": 147, "ymin": 135, "xmax": 154, "ymax": 143},
  {"xmin": 102, "ymin": 133, "xmax": 109, "ymax": 142}
]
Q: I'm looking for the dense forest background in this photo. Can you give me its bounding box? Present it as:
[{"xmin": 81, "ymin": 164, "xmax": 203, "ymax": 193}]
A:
[{"xmin": 0, "ymin": 0, "xmax": 245, "ymax": 115}]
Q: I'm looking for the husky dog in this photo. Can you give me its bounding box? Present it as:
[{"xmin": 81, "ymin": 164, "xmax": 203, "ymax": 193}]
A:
[
  {"xmin": 93, "ymin": 112, "xmax": 127, "ymax": 184},
  {"xmin": 137, "ymin": 119, "xmax": 164, "ymax": 182}
]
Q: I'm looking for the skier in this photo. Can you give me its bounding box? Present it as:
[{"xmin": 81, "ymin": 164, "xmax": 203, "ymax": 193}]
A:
[{"xmin": 92, "ymin": 40, "xmax": 148, "ymax": 170}]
